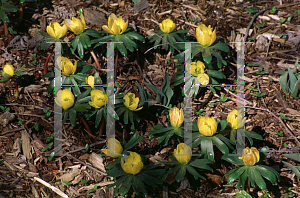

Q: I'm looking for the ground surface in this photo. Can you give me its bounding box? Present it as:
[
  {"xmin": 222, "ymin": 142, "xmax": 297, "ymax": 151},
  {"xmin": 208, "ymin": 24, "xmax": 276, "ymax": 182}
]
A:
[{"xmin": 0, "ymin": 0, "xmax": 300, "ymax": 197}]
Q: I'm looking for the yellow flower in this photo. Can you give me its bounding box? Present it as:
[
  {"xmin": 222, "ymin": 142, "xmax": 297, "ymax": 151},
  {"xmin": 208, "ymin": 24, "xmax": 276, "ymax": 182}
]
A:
[
  {"xmin": 239, "ymin": 147, "xmax": 260, "ymax": 166},
  {"xmin": 89, "ymin": 90, "xmax": 107, "ymax": 109},
  {"xmin": 196, "ymin": 24, "xmax": 216, "ymax": 48},
  {"xmin": 159, "ymin": 19, "xmax": 176, "ymax": 33},
  {"xmin": 123, "ymin": 93, "xmax": 143, "ymax": 111},
  {"xmin": 189, "ymin": 61, "xmax": 210, "ymax": 85},
  {"xmin": 227, "ymin": 109, "xmax": 246, "ymax": 130},
  {"xmin": 197, "ymin": 116, "xmax": 218, "ymax": 136},
  {"xmin": 174, "ymin": 143, "xmax": 192, "ymax": 164},
  {"xmin": 190, "ymin": 61, "xmax": 205, "ymax": 76},
  {"xmin": 3, "ymin": 64, "xmax": 14, "ymax": 77},
  {"xmin": 55, "ymin": 89, "xmax": 75, "ymax": 110},
  {"xmin": 121, "ymin": 152, "xmax": 143, "ymax": 175},
  {"xmin": 60, "ymin": 56, "xmax": 77, "ymax": 76},
  {"xmin": 86, "ymin": 76, "xmax": 94, "ymax": 88},
  {"xmin": 46, "ymin": 22, "xmax": 68, "ymax": 39},
  {"xmin": 102, "ymin": 13, "xmax": 128, "ymax": 35},
  {"xmin": 64, "ymin": 13, "xmax": 86, "ymax": 35},
  {"xmin": 101, "ymin": 138, "xmax": 123, "ymax": 158},
  {"xmin": 169, "ymin": 107, "xmax": 184, "ymax": 130}
]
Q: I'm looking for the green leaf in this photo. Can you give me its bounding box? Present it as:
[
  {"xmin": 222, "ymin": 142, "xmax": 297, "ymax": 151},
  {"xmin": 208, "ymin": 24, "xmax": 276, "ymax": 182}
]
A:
[
  {"xmin": 69, "ymin": 109, "xmax": 77, "ymax": 127},
  {"xmin": 186, "ymin": 165, "xmax": 204, "ymax": 180},
  {"xmin": 77, "ymin": 88, "xmax": 91, "ymax": 101},
  {"xmin": 271, "ymin": 7, "xmax": 276, "ymax": 13},
  {"xmin": 207, "ymin": 70, "xmax": 225, "ymax": 79},
  {"xmin": 120, "ymin": 35, "xmax": 136, "ymax": 52},
  {"xmin": 175, "ymin": 166, "xmax": 186, "ymax": 183},
  {"xmin": 123, "ymin": 109, "xmax": 129, "ymax": 124},
  {"xmin": 247, "ymin": 7, "xmax": 258, "ymax": 13},
  {"xmin": 124, "ymin": 132, "xmax": 138, "ymax": 151},
  {"xmin": 201, "ymin": 137, "xmax": 214, "ymax": 161},
  {"xmin": 138, "ymin": 172, "xmax": 162, "ymax": 187},
  {"xmin": 126, "ymin": 31, "xmax": 145, "ymax": 42},
  {"xmin": 291, "ymin": 77, "xmax": 300, "ymax": 98},
  {"xmin": 283, "ymin": 161, "xmax": 300, "ymax": 178},
  {"xmin": 284, "ymin": 153, "xmax": 300, "ymax": 162},
  {"xmin": 79, "ymin": 33, "xmax": 91, "ymax": 48},
  {"xmin": 119, "ymin": 175, "xmax": 133, "ymax": 196},
  {"xmin": 161, "ymin": 72, "xmax": 173, "ymax": 106},
  {"xmin": 256, "ymin": 165, "xmax": 278, "ymax": 183},
  {"xmin": 212, "ymin": 136, "xmax": 229, "ymax": 155},
  {"xmin": 227, "ymin": 166, "xmax": 246, "ymax": 184},
  {"xmin": 0, "ymin": 9, "xmax": 9, "ymax": 23},
  {"xmin": 280, "ymin": 113, "xmax": 289, "ymax": 120},
  {"xmin": 221, "ymin": 154, "xmax": 245, "ymax": 166},
  {"xmin": 77, "ymin": 42, "xmax": 84, "ymax": 59},
  {"xmin": 132, "ymin": 176, "xmax": 146, "ymax": 195},
  {"xmin": 162, "ymin": 164, "xmax": 181, "ymax": 180},
  {"xmin": 116, "ymin": 43, "xmax": 127, "ymax": 57},
  {"xmin": 249, "ymin": 166, "xmax": 266, "ymax": 190},
  {"xmin": 95, "ymin": 108, "xmax": 103, "ymax": 128},
  {"xmin": 189, "ymin": 159, "xmax": 213, "ymax": 172},
  {"xmin": 85, "ymin": 29, "xmax": 102, "ymax": 38},
  {"xmin": 210, "ymin": 42, "xmax": 229, "ymax": 52},
  {"xmin": 2, "ymin": 3, "xmax": 18, "ymax": 12}
]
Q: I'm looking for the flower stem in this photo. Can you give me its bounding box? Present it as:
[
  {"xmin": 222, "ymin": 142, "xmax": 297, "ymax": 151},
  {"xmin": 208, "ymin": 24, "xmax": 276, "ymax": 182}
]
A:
[
  {"xmin": 77, "ymin": 112, "xmax": 98, "ymax": 139},
  {"xmin": 12, "ymin": 77, "xmax": 19, "ymax": 98},
  {"xmin": 245, "ymin": 177, "xmax": 250, "ymax": 193},
  {"xmin": 18, "ymin": 2, "xmax": 24, "ymax": 25},
  {"xmin": 90, "ymin": 49, "xmax": 101, "ymax": 70},
  {"xmin": 43, "ymin": 52, "xmax": 52, "ymax": 75},
  {"xmin": 98, "ymin": 117, "xmax": 105, "ymax": 136},
  {"xmin": 4, "ymin": 22, "xmax": 9, "ymax": 37}
]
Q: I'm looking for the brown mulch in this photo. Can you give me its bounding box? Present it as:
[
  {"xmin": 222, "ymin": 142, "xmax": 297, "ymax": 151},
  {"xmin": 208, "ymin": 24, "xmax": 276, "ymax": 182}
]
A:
[{"xmin": 0, "ymin": 0, "xmax": 300, "ymax": 197}]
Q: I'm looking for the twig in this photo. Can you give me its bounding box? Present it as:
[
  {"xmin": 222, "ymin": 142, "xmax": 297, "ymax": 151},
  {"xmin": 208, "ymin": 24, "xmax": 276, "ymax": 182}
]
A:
[
  {"xmin": 33, "ymin": 177, "xmax": 69, "ymax": 198},
  {"xmin": 255, "ymin": 78, "xmax": 300, "ymax": 146},
  {"xmin": 152, "ymin": 103, "xmax": 171, "ymax": 109},
  {"xmin": 244, "ymin": 9, "xmax": 267, "ymax": 43},
  {"xmin": 223, "ymin": 87, "xmax": 253, "ymax": 105},
  {"xmin": 144, "ymin": 44, "xmax": 171, "ymax": 54},
  {"xmin": 66, "ymin": 154, "xmax": 107, "ymax": 175},
  {"xmin": 244, "ymin": 106, "xmax": 300, "ymax": 147}
]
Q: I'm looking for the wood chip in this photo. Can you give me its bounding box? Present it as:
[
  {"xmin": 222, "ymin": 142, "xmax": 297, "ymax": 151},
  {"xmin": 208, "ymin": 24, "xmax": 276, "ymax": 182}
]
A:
[
  {"xmin": 21, "ymin": 130, "xmax": 32, "ymax": 160},
  {"xmin": 88, "ymin": 152, "xmax": 106, "ymax": 173}
]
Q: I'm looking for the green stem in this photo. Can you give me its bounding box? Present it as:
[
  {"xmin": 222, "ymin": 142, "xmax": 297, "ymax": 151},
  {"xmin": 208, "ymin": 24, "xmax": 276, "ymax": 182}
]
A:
[{"xmin": 245, "ymin": 177, "xmax": 250, "ymax": 193}]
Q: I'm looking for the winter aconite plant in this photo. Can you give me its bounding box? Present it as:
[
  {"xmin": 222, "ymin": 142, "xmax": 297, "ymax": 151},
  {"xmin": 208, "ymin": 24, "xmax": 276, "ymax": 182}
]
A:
[
  {"xmin": 159, "ymin": 143, "xmax": 213, "ymax": 183},
  {"xmin": 222, "ymin": 147, "xmax": 279, "ymax": 191}
]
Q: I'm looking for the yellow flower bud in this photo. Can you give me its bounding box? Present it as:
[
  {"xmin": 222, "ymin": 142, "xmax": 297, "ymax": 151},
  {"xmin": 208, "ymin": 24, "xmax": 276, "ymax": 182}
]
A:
[
  {"xmin": 89, "ymin": 90, "xmax": 107, "ymax": 109},
  {"xmin": 159, "ymin": 19, "xmax": 176, "ymax": 33},
  {"xmin": 121, "ymin": 152, "xmax": 143, "ymax": 175},
  {"xmin": 55, "ymin": 89, "xmax": 75, "ymax": 110},
  {"xmin": 60, "ymin": 56, "xmax": 77, "ymax": 76},
  {"xmin": 239, "ymin": 147, "xmax": 260, "ymax": 166},
  {"xmin": 197, "ymin": 116, "xmax": 218, "ymax": 136},
  {"xmin": 169, "ymin": 107, "xmax": 184, "ymax": 130},
  {"xmin": 86, "ymin": 76, "xmax": 94, "ymax": 88},
  {"xmin": 196, "ymin": 24, "xmax": 216, "ymax": 48},
  {"xmin": 196, "ymin": 73, "xmax": 209, "ymax": 85},
  {"xmin": 46, "ymin": 22, "xmax": 68, "ymax": 39},
  {"xmin": 101, "ymin": 138, "xmax": 123, "ymax": 158},
  {"xmin": 3, "ymin": 64, "xmax": 14, "ymax": 77},
  {"xmin": 227, "ymin": 109, "xmax": 246, "ymax": 130},
  {"xmin": 123, "ymin": 92, "xmax": 143, "ymax": 111},
  {"xmin": 174, "ymin": 143, "xmax": 192, "ymax": 164},
  {"xmin": 64, "ymin": 13, "xmax": 86, "ymax": 35},
  {"xmin": 102, "ymin": 13, "xmax": 128, "ymax": 35}
]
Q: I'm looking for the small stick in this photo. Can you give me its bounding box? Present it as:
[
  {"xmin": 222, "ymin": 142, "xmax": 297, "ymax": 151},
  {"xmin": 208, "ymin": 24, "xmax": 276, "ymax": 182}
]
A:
[
  {"xmin": 33, "ymin": 177, "xmax": 69, "ymax": 198},
  {"xmin": 43, "ymin": 52, "xmax": 52, "ymax": 75},
  {"xmin": 66, "ymin": 154, "xmax": 107, "ymax": 175}
]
